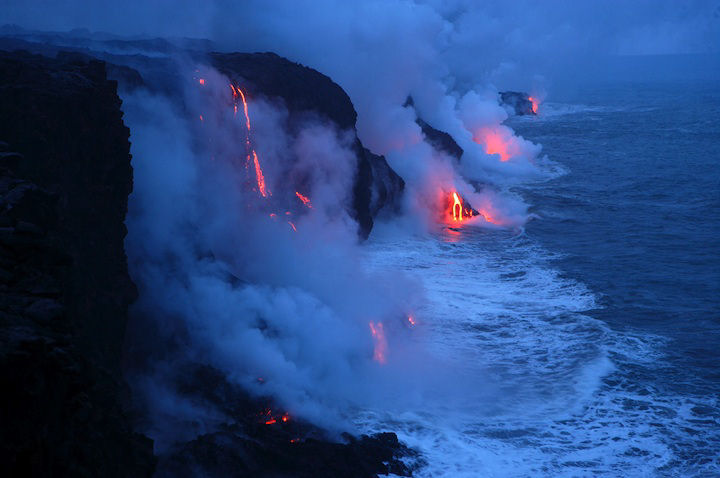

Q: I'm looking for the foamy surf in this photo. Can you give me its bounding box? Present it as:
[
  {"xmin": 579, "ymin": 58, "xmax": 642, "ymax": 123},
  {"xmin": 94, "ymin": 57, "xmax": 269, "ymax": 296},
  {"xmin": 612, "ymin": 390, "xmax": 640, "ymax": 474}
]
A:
[{"xmin": 355, "ymin": 223, "xmax": 708, "ymax": 477}]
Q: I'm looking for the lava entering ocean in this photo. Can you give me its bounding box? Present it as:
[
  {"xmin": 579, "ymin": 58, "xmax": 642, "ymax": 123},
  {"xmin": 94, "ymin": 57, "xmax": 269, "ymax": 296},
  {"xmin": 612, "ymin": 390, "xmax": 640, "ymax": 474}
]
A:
[
  {"xmin": 443, "ymin": 190, "xmax": 501, "ymax": 226},
  {"xmin": 446, "ymin": 191, "xmax": 476, "ymax": 223},
  {"xmin": 477, "ymin": 128, "xmax": 512, "ymax": 162},
  {"xmin": 528, "ymin": 96, "xmax": 539, "ymax": 114}
]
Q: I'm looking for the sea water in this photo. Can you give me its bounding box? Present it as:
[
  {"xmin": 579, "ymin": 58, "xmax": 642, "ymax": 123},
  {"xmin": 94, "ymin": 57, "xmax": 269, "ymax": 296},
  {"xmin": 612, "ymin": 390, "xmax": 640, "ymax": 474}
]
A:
[{"xmin": 359, "ymin": 80, "xmax": 720, "ymax": 477}]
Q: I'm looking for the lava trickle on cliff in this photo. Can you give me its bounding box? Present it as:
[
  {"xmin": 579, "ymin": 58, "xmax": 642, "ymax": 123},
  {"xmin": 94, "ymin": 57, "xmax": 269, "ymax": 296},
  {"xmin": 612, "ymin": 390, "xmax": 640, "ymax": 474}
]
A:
[
  {"xmin": 295, "ymin": 191, "xmax": 312, "ymax": 208},
  {"xmin": 230, "ymin": 82, "xmax": 271, "ymax": 197}
]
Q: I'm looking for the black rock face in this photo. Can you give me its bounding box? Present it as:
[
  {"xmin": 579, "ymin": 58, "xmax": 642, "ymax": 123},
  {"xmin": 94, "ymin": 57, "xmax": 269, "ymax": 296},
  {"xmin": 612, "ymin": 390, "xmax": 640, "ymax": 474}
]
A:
[
  {"xmin": 0, "ymin": 50, "xmax": 155, "ymax": 477},
  {"xmin": 499, "ymin": 90, "xmax": 536, "ymax": 116},
  {"xmin": 211, "ymin": 52, "xmax": 404, "ymax": 238},
  {"xmin": 417, "ymin": 117, "xmax": 464, "ymax": 159},
  {"xmin": 404, "ymin": 98, "xmax": 463, "ymax": 160}
]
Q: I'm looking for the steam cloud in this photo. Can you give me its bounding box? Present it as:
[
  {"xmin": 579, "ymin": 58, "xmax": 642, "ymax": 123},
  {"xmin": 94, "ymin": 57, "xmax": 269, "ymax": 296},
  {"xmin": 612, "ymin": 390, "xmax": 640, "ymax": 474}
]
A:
[{"xmin": 3, "ymin": 0, "xmax": 718, "ymax": 448}]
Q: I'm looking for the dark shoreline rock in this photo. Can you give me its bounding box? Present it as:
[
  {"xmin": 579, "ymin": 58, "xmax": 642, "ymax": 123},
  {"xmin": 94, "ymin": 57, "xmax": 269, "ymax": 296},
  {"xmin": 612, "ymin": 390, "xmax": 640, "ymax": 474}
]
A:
[{"xmin": 154, "ymin": 364, "xmax": 417, "ymax": 478}]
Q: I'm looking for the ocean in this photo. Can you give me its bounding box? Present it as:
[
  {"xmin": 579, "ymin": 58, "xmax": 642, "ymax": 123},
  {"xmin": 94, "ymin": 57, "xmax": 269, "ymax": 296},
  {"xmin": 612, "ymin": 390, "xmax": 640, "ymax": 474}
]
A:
[{"xmin": 359, "ymin": 80, "xmax": 720, "ymax": 477}]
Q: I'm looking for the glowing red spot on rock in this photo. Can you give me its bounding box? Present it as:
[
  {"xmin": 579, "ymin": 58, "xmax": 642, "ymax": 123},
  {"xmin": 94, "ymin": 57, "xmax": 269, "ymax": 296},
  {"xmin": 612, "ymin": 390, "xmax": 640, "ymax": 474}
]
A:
[
  {"xmin": 528, "ymin": 96, "xmax": 539, "ymax": 114},
  {"xmin": 295, "ymin": 191, "xmax": 312, "ymax": 208}
]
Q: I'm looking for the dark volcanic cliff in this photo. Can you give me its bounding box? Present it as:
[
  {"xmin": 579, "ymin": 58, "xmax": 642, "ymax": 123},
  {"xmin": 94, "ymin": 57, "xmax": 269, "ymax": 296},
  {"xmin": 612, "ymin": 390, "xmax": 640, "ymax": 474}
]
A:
[
  {"xmin": 0, "ymin": 50, "xmax": 155, "ymax": 476},
  {"xmin": 0, "ymin": 48, "xmax": 415, "ymax": 477}
]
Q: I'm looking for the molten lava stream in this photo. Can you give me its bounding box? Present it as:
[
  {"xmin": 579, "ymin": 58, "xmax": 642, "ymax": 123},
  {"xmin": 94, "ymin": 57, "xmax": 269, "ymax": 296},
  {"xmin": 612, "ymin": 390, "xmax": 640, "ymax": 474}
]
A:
[
  {"xmin": 252, "ymin": 151, "xmax": 270, "ymax": 197},
  {"xmin": 452, "ymin": 192, "xmax": 463, "ymax": 222},
  {"xmin": 230, "ymin": 82, "xmax": 271, "ymax": 198},
  {"xmin": 444, "ymin": 191, "xmax": 502, "ymax": 226},
  {"xmin": 369, "ymin": 321, "xmax": 387, "ymax": 364},
  {"xmin": 295, "ymin": 191, "xmax": 312, "ymax": 208}
]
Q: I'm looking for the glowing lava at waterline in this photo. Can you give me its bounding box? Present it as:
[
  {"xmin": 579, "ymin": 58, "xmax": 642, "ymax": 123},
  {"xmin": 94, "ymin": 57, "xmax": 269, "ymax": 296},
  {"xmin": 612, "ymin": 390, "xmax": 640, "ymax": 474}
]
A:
[
  {"xmin": 452, "ymin": 192, "xmax": 463, "ymax": 221},
  {"xmin": 528, "ymin": 96, "xmax": 539, "ymax": 114}
]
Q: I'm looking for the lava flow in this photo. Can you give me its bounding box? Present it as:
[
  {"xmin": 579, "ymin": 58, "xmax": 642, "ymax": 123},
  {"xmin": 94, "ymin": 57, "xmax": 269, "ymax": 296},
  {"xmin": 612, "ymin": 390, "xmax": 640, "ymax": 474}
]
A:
[
  {"xmin": 443, "ymin": 190, "xmax": 502, "ymax": 226},
  {"xmin": 447, "ymin": 191, "xmax": 476, "ymax": 223},
  {"xmin": 368, "ymin": 321, "xmax": 387, "ymax": 364},
  {"xmin": 295, "ymin": 191, "xmax": 312, "ymax": 208},
  {"xmin": 528, "ymin": 96, "xmax": 539, "ymax": 114},
  {"xmin": 230, "ymin": 82, "xmax": 270, "ymax": 197}
]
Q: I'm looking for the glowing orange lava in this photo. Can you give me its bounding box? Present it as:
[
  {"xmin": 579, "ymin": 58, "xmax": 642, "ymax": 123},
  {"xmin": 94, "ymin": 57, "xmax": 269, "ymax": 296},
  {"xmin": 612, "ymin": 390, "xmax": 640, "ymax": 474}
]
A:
[
  {"xmin": 198, "ymin": 78, "xmax": 205, "ymax": 85},
  {"xmin": 237, "ymin": 88, "xmax": 251, "ymax": 131},
  {"xmin": 265, "ymin": 418, "xmax": 277, "ymax": 425},
  {"xmin": 369, "ymin": 321, "xmax": 387, "ymax": 364},
  {"xmin": 252, "ymin": 150, "xmax": 270, "ymax": 197},
  {"xmin": 482, "ymin": 130, "xmax": 511, "ymax": 161},
  {"xmin": 452, "ymin": 192, "xmax": 463, "ymax": 221},
  {"xmin": 295, "ymin": 191, "xmax": 312, "ymax": 208},
  {"xmin": 407, "ymin": 315, "xmax": 416, "ymax": 326},
  {"xmin": 528, "ymin": 96, "xmax": 539, "ymax": 114},
  {"xmin": 230, "ymin": 83, "xmax": 271, "ymax": 198},
  {"xmin": 442, "ymin": 191, "xmax": 503, "ymax": 226}
]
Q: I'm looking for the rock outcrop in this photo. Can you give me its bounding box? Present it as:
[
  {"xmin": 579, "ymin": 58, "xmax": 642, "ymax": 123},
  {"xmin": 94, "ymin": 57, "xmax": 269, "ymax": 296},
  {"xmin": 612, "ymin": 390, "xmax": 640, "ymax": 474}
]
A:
[
  {"xmin": 404, "ymin": 97, "xmax": 463, "ymax": 160},
  {"xmin": 0, "ymin": 50, "xmax": 155, "ymax": 476},
  {"xmin": 499, "ymin": 91, "xmax": 536, "ymax": 116},
  {"xmin": 154, "ymin": 364, "xmax": 417, "ymax": 478}
]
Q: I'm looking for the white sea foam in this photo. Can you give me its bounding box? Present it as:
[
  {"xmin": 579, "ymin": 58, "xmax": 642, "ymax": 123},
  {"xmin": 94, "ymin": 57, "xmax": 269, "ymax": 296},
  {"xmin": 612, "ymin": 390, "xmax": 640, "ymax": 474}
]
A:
[{"xmin": 355, "ymin": 223, "xmax": 715, "ymax": 477}]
